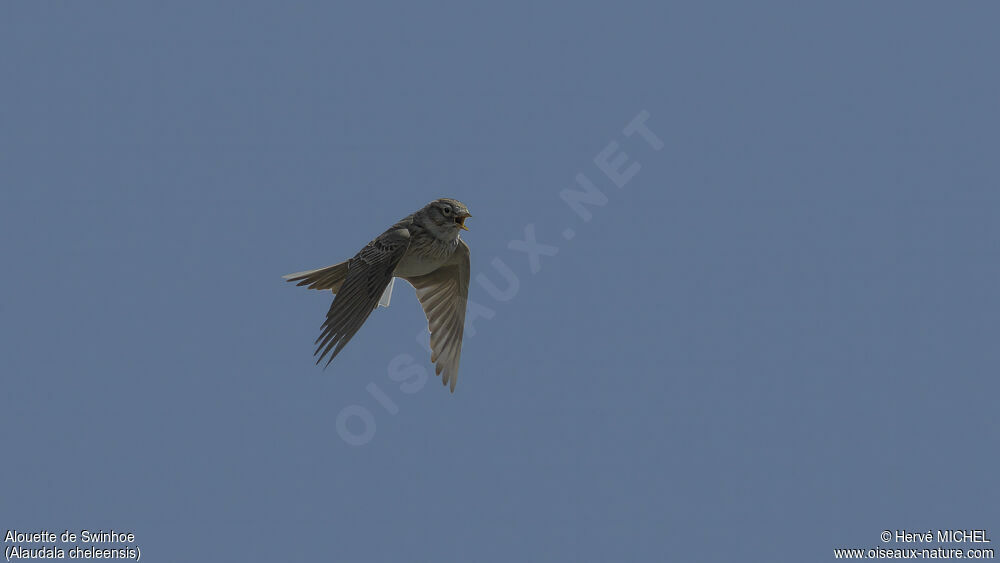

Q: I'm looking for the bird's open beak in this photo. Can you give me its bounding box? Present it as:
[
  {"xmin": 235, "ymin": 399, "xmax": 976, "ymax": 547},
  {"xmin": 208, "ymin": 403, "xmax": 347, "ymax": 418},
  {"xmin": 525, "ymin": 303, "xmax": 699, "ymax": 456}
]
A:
[{"xmin": 456, "ymin": 213, "xmax": 471, "ymax": 231}]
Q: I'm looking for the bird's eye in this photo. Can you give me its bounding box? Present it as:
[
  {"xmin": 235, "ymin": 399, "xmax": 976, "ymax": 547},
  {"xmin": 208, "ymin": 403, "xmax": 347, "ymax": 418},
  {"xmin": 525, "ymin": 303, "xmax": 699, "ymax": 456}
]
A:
[{"xmin": 442, "ymin": 207, "xmax": 451, "ymax": 215}]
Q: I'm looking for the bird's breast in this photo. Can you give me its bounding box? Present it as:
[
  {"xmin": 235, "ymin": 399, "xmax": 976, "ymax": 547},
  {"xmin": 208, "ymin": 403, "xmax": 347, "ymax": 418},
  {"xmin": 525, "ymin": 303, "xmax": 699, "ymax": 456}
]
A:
[
  {"xmin": 393, "ymin": 236, "xmax": 457, "ymax": 277},
  {"xmin": 393, "ymin": 253, "xmax": 443, "ymax": 277}
]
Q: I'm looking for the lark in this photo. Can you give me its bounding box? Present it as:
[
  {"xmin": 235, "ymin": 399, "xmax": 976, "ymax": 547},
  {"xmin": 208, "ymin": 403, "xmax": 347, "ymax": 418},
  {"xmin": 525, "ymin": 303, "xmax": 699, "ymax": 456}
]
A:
[{"xmin": 285, "ymin": 198, "xmax": 472, "ymax": 392}]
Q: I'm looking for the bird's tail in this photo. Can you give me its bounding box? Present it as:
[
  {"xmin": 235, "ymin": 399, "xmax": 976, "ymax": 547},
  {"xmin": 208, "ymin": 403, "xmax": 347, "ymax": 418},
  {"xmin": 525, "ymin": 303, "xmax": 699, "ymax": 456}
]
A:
[
  {"xmin": 284, "ymin": 261, "xmax": 395, "ymax": 308},
  {"xmin": 283, "ymin": 261, "xmax": 350, "ymax": 293}
]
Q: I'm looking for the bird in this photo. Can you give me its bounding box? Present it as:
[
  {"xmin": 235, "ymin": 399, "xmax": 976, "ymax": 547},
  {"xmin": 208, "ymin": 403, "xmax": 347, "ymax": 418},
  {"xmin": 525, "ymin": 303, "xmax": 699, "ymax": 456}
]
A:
[{"xmin": 284, "ymin": 198, "xmax": 472, "ymax": 392}]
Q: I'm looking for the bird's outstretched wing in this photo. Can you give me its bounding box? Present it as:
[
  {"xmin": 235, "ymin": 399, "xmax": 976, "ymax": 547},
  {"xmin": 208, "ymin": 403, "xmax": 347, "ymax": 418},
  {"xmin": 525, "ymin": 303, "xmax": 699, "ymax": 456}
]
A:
[
  {"xmin": 314, "ymin": 228, "xmax": 410, "ymax": 366},
  {"xmin": 405, "ymin": 239, "xmax": 470, "ymax": 392}
]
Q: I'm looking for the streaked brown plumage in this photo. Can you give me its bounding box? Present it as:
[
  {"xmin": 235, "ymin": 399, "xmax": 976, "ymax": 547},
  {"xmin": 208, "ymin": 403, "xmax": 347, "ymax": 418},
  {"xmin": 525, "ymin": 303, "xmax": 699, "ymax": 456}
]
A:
[{"xmin": 284, "ymin": 198, "xmax": 472, "ymax": 392}]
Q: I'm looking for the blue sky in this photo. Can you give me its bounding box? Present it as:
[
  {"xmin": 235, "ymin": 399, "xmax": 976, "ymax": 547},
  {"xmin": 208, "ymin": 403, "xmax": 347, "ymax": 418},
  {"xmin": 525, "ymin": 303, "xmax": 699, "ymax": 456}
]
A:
[{"xmin": 1, "ymin": 2, "xmax": 998, "ymax": 562}]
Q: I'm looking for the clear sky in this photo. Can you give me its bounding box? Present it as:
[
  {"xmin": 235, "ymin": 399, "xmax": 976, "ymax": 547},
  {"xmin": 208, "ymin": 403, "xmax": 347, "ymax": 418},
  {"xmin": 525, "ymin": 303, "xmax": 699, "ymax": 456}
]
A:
[{"xmin": 2, "ymin": 2, "xmax": 998, "ymax": 562}]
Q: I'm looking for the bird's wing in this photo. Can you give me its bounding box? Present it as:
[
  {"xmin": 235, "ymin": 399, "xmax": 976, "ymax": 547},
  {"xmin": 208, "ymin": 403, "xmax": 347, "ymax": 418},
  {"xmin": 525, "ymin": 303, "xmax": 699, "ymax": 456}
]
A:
[
  {"xmin": 405, "ymin": 239, "xmax": 470, "ymax": 392},
  {"xmin": 314, "ymin": 228, "xmax": 410, "ymax": 366}
]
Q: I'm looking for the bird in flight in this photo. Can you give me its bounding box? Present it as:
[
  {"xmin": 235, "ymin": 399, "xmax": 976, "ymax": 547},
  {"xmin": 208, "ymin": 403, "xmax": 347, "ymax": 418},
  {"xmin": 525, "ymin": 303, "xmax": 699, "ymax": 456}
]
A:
[{"xmin": 284, "ymin": 198, "xmax": 472, "ymax": 392}]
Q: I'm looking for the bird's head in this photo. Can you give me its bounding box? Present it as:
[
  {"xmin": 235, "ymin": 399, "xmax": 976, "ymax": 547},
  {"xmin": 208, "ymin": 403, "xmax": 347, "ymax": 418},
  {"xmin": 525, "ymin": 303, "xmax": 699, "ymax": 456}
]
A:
[{"xmin": 416, "ymin": 198, "xmax": 472, "ymax": 241}]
